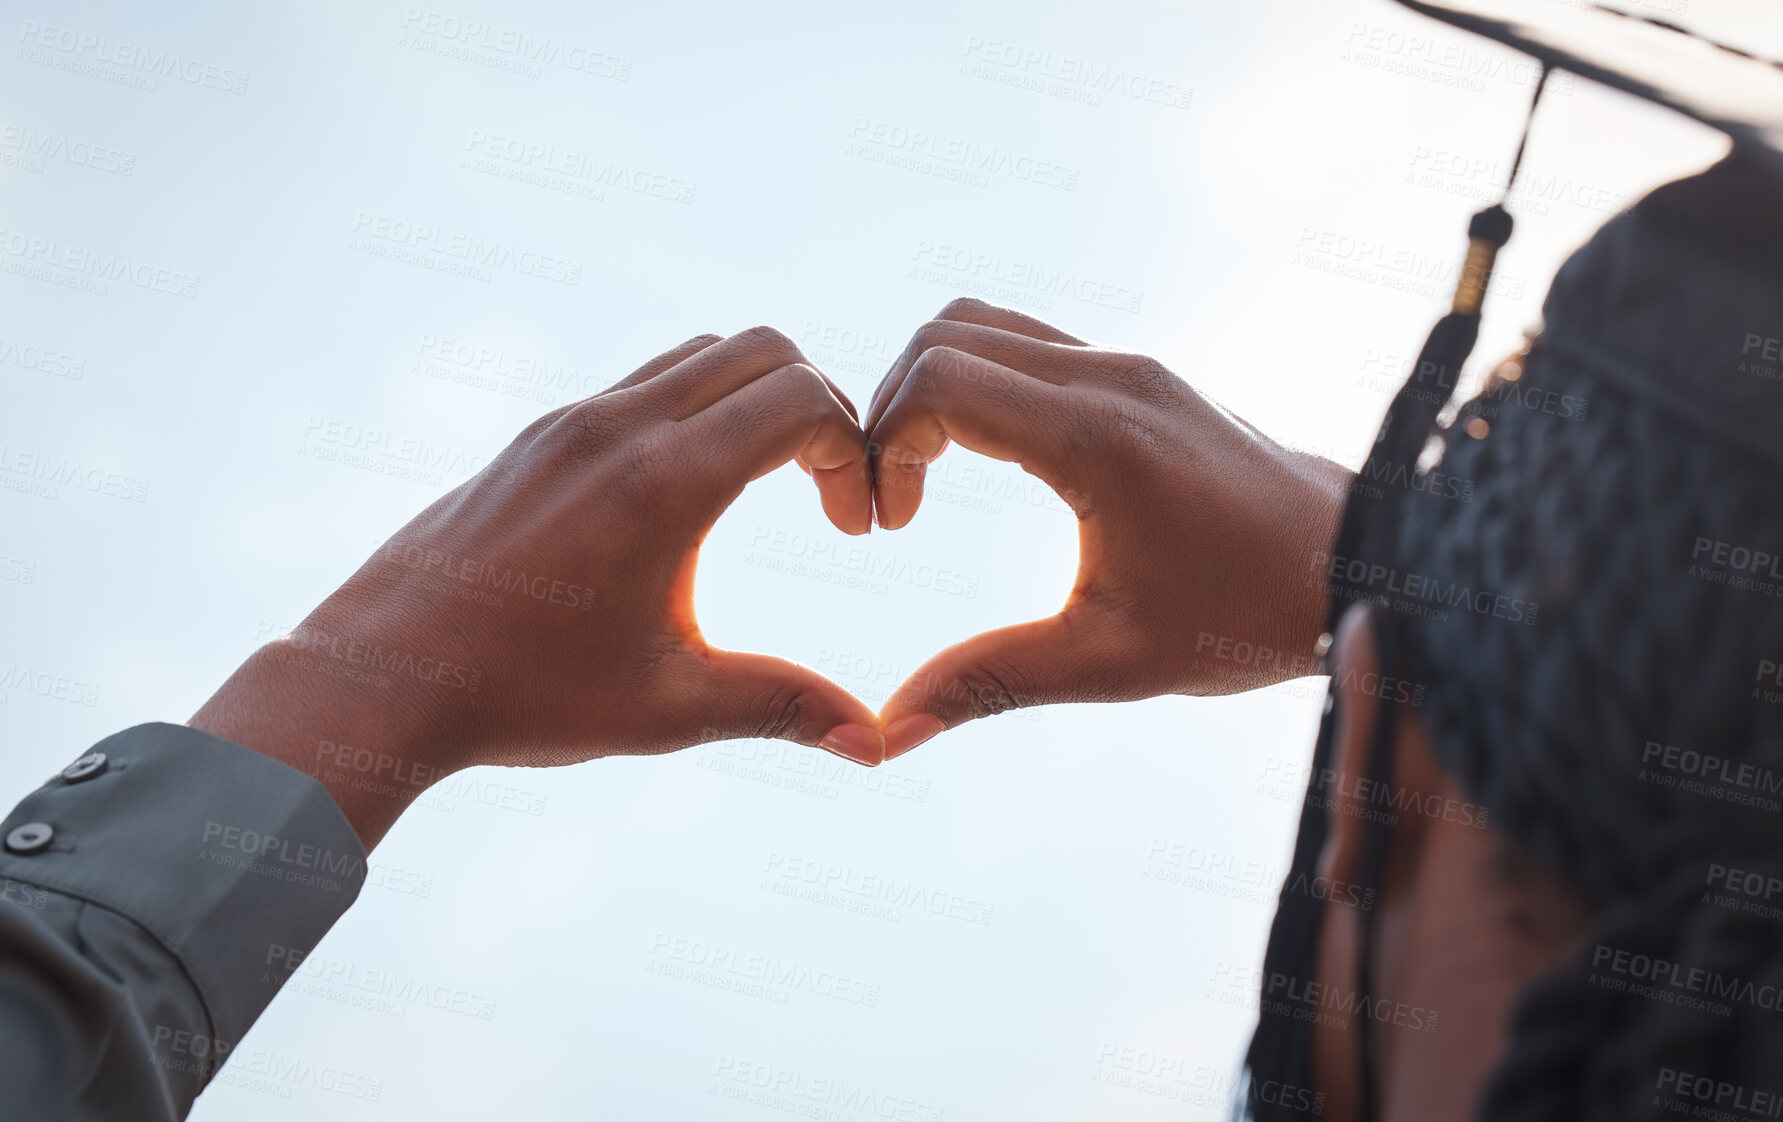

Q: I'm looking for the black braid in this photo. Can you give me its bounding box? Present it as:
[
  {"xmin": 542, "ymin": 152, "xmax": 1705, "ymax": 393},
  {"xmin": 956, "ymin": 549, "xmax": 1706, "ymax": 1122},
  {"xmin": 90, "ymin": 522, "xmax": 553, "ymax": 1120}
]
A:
[
  {"xmin": 1394, "ymin": 340, "xmax": 1783, "ymax": 1120},
  {"xmin": 1244, "ymin": 155, "xmax": 1783, "ymax": 1117}
]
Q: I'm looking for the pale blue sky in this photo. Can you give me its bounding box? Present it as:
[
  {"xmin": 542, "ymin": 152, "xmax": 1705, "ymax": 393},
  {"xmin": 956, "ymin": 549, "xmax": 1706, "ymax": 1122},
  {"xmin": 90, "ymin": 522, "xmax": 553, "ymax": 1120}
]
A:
[{"xmin": 0, "ymin": 0, "xmax": 1759, "ymax": 1118}]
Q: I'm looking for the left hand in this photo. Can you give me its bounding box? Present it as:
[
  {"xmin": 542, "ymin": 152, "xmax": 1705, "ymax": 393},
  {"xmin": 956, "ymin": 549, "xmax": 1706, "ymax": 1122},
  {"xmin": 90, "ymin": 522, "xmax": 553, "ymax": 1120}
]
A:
[{"xmin": 194, "ymin": 327, "xmax": 884, "ymax": 848}]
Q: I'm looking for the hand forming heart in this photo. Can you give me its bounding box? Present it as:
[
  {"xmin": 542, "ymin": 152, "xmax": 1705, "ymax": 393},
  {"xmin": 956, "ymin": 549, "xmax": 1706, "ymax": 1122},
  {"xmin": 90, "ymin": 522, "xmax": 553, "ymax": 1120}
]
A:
[
  {"xmin": 199, "ymin": 305, "xmax": 1349, "ymax": 850},
  {"xmin": 861, "ymin": 300, "xmax": 1349, "ymax": 758}
]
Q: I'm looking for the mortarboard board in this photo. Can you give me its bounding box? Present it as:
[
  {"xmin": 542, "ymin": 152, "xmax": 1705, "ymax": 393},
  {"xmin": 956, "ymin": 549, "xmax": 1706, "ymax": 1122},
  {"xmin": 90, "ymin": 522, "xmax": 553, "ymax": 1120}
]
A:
[
  {"xmin": 1331, "ymin": 0, "xmax": 1783, "ymax": 637},
  {"xmin": 1397, "ymin": 0, "xmax": 1783, "ymax": 174},
  {"xmin": 1375, "ymin": 0, "xmax": 1783, "ymax": 469}
]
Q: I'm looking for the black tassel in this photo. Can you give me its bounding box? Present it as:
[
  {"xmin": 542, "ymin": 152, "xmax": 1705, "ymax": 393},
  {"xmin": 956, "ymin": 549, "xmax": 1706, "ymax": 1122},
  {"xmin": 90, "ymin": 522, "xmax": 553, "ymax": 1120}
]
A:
[{"xmin": 1324, "ymin": 204, "xmax": 1511, "ymax": 635}]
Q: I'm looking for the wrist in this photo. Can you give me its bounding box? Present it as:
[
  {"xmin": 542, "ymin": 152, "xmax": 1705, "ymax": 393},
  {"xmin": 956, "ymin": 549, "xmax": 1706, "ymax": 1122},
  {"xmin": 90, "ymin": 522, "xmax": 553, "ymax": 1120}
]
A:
[
  {"xmin": 1258, "ymin": 447, "xmax": 1352, "ymax": 676},
  {"xmin": 189, "ymin": 637, "xmax": 467, "ymax": 850}
]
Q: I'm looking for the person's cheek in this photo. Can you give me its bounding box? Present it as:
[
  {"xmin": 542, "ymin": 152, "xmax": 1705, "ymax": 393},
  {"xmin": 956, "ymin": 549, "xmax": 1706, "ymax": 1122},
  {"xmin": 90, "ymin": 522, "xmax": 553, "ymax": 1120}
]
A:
[{"xmin": 1312, "ymin": 866, "xmax": 1363, "ymax": 1122}]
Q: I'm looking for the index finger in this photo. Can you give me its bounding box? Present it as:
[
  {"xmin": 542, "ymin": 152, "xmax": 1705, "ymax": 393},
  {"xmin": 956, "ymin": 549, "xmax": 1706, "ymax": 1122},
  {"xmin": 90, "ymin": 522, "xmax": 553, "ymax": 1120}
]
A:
[
  {"xmin": 867, "ymin": 346, "xmax": 1081, "ymax": 530},
  {"xmin": 680, "ymin": 362, "xmax": 873, "ymax": 535},
  {"xmin": 866, "ymin": 301, "xmax": 1087, "ymax": 430}
]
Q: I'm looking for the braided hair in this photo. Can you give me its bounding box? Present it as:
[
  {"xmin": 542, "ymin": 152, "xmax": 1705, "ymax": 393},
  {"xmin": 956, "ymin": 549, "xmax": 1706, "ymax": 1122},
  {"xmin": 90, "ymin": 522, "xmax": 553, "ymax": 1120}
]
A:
[{"xmin": 1244, "ymin": 154, "xmax": 1783, "ymax": 1118}]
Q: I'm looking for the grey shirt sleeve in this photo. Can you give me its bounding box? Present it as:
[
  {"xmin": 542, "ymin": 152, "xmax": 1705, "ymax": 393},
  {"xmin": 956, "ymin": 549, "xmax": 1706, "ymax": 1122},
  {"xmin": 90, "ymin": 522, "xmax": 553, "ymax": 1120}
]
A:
[{"xmin": 0, "ymin": 723, "xmax": 367, "ymax": 1121}]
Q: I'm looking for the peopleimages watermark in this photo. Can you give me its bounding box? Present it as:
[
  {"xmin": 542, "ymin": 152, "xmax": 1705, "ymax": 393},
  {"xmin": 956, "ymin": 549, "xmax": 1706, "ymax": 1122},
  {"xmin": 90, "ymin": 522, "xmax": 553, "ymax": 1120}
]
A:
[
  {"xmin": 647, "ymin": 932, "xmax": 882, "ymax": 1008},
  {"xmin": 398, "ymin": 7, "xmax": 631, "ymax": 81},
  {"xmin": 461, "ymin": 129, "xmax": 695, "ymax": 204},
  {"xmin": 0, "ymin": 334, "xmax": 86, "ymax": 381},
  {"xmin": 1353, "ymin": 346, "xmax": 1589, "ymax": 423},
  {"xmin": 1588, "ymin": 943, "xmax": 1783, "ymax": 1017},
  {"xmin": 1256, "ymin": 756, "xmax": 1488, "ymax": 831},
  {"xmin": 797, "ymin": 320, "xmax": 899, "ymax": 383},
  {"xmin": 0, "ymin": 876, "xmax": 49, "ymax": 911},
  {"xmin": 278, "ymin": 626, "xmax": 482, "ymax": 694},
  {"xmin": 297, "ymin": 414, "xmax": 490, "ymax": 487},
  {"xmin": 845, "ymin": 115, "xmax": 1080, "ymax": 191},
  {"xmin": 1144, "ymin": 836, "xmax": 1375, "ymax": 911},
  {"xmin": 200, "ymin": 820, "xmax": 364, "ymax": 894},
  {"xmin": 693, "ymin": 736, "xmax": 933, "ymax": 804},
  {"xmin": 1316, "ymin": 550, "xmax": 1540, "ymax": 625},
  {"xmin": 1641, "ymin": 739, "xmax": 1783, "ymax": 814},
  {"xmin": 0, "ymin": 122, "xmax": 136, "ymax": 176},
  {"xmin": 1210, "ymin": 961, "xmax": 1440, "ymax": 1033},
  {"xmin": 1690, "ymin": 536, "xmax": 1783, "ymax": 598},
  {"xmin": 1339, "ymin": 22, "xmax": 1574, "ymax": 96},
  {"xmin": 0, "ymin": 664, "xmax": 99, "ymax": 707},
  {"xmin": 314, "ymin": 742, "xmax": 548, "ymax": 817},
  {"xmin": 1143, "ymin": 838, "xmax": 1285, "ymax": 907},
  {"xmin": 14, "ymin": 20, "xmax": 250, "ymax": 94},
  {"xmin": 709, "ymin": 1055, "xmax": 944, "ymax": 1122},
  {"xmin": 1403, "ymin": 144, "xmax": 1636, "ymax": 218},
  {"xmin": 314, "ymin": 739, "xmax": 445, "ymax": 802},
  {"xmin": 759, "ymin": 851, "xmax": 994, "ymax": 926},
  {"xmin": 811, "ymin": 647, "xmax": 1041, "ymax": 726},
  {"xmin": 411, "ymin": 332, "xmax": 614, "ymax": 406},
  {"xmin": 1654, "ymin": 1067, "xmax": 1783, "ymax": 1121},
  {"xmin": 1742, "ymin": 333, "xmax": 1783, "ymax": 381},
  {"xmin": 0, "ymin": 442, "xmax": 149, "ymax": 503},
  {"xmin": 1192, "ymin": 630, "xmax": 1426, "ymax": 706},
  {"xmin": 150, "ymin": 1025, "xmax": 383, "ymax": 1100},
  {"xmin": 1759, "ymin": 660, "xmax": 1783, "ymax": 707},
  {"xmin": 381, "ymin": 540, "xmax": 596, "ymax": 612},
  {"xmin": 1093, "ymin": 1042, "xmax": 1325, "ymax": 1115},
  {"xmin": 908, "ymin": 239, "xmax": 1144, "ymax": 315},
  {"xmin": 1703, "ymin": 863, "xmax": 1783, "ymax": 926},
  {"xmin": 0, "ymin": 228, "xmax": 199, "ymax": 298},
  {"xmin": 265, "ymin": 942, "xmax": 498, "ymax": 1021},
  {"xmin": 348, "ymin": 212, "xmax": 583, "ymax": 286},
  {"xmin": 957, "ymin": 35, "xmax": 1193, "ymax": 110},
  {"xmin": 1293, "ymin": 226, "xmax": 1527, "ymax": 303},
  {"xmin": 744, "ymin": 522, "xmax": 979, "ymax": 598}
]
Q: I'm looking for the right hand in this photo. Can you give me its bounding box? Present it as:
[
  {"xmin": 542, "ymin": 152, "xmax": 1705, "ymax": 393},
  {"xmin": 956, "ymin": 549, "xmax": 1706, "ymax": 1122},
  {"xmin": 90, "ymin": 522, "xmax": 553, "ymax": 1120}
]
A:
[{"xmin": 864, "ymin": 299, "xmax": 1351, "ymax": 759}]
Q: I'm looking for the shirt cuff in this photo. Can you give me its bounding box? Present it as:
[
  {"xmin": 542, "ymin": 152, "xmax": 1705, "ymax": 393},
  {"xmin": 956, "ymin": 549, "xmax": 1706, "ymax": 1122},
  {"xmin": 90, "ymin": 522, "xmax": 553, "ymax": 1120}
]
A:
[{"xmin": 0, "ymin": 722, "xmax": 366, "ymax": 1050}]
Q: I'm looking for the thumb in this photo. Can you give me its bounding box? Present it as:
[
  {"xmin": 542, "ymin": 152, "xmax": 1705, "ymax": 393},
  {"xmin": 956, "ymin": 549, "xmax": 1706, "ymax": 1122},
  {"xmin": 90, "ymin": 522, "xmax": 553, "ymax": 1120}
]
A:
[
  {"xmin": 700, "ymin": 650, "xmax": 886, "ymax": 767},
  {"xmin": 879, "ymin": 614, "xmax": 1130, "ymax": 760}
]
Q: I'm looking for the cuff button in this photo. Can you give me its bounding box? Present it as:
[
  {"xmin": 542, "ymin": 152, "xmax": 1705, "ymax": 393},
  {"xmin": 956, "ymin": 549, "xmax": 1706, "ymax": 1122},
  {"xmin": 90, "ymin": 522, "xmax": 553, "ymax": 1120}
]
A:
[
  {"xmin": 6, "ymin": 823, "xmax": 54, "ymax": 855},
  {"xmin": 61, "ymin": 752, "xmax": 108, "ymax": 783}
]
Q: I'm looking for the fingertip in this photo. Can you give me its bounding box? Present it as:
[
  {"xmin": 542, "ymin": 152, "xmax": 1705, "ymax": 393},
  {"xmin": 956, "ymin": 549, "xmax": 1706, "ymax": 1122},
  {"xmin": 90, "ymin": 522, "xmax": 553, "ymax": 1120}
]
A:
[
  {"xmin": 882, "ymin": 713, "xmax": 946, "ymax": 761},
  {"xmin": 819, "ymin": 724, "xmax": 886, "ymax": 767},
  {"xmin": 812, "ymin": 465, "xmax": 873, "ymax": 536}
]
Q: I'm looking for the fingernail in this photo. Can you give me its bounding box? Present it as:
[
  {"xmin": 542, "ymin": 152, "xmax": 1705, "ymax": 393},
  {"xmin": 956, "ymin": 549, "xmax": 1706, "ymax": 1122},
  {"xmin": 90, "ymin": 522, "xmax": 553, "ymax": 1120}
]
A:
[
  {"xmin": 819, "ymin": 724, "xmax": 885, "ymax": 767},
  {"xmin": 882, "ymin": 714, "xmax": 946, "ymax": 761}
]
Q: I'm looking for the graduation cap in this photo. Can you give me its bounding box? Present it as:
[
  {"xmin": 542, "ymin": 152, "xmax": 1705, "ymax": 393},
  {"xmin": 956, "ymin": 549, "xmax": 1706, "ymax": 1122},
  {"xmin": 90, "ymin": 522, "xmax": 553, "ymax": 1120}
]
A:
[
  {"xmin": 1330, "ymin": 0, "xmax": 1783, "ymax": 638},
  {"xmin": 1306, "ymin": 6, "xmax": 1783, "ymax": 1119}
]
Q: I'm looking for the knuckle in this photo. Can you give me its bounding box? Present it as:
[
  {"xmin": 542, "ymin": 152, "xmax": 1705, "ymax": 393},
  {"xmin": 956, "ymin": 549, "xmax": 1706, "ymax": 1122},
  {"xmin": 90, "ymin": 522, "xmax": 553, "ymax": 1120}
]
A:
[
  {"xmin": 952, "ymin": 664, "xmax": 1022, "ymax": 719},
  {"xmin": 736, "ymin": 324, "xmax": 800, "ymax": 359},
  {"xmin": 1097, "ymin": 398, "xmax": 1165, "ymax": 458},
  {"xmin": 771, "ymin": 363, "xmax": 838, "ymax": 422},
  {"xmin": 548, "ymin": 399, "xmax": 630, "ymax": 463},
  {"xmin": 909, "ymin": 319, "xmax": 960, "ymax": 355},
  {"xmin": 938, "ymin": 296, "xmax": 990, "ymax": 321},
  {"xmin": 783, "ymin": 360, "xmax": 829, "ymax": 395},
  {"xmin": 515, "ymin": 402, "xmax": 576, "ymax": 445},
  {"xmin": 1118, "ymin": 355, "xmax": 1183, "ymax": 400},
  {"xmin": 906, "ymin": 345, "xmax": 965, "ymax": 392},
  {"xmin": 754, "ymin": 685, "xmax": 807, "ymax": 741}
]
